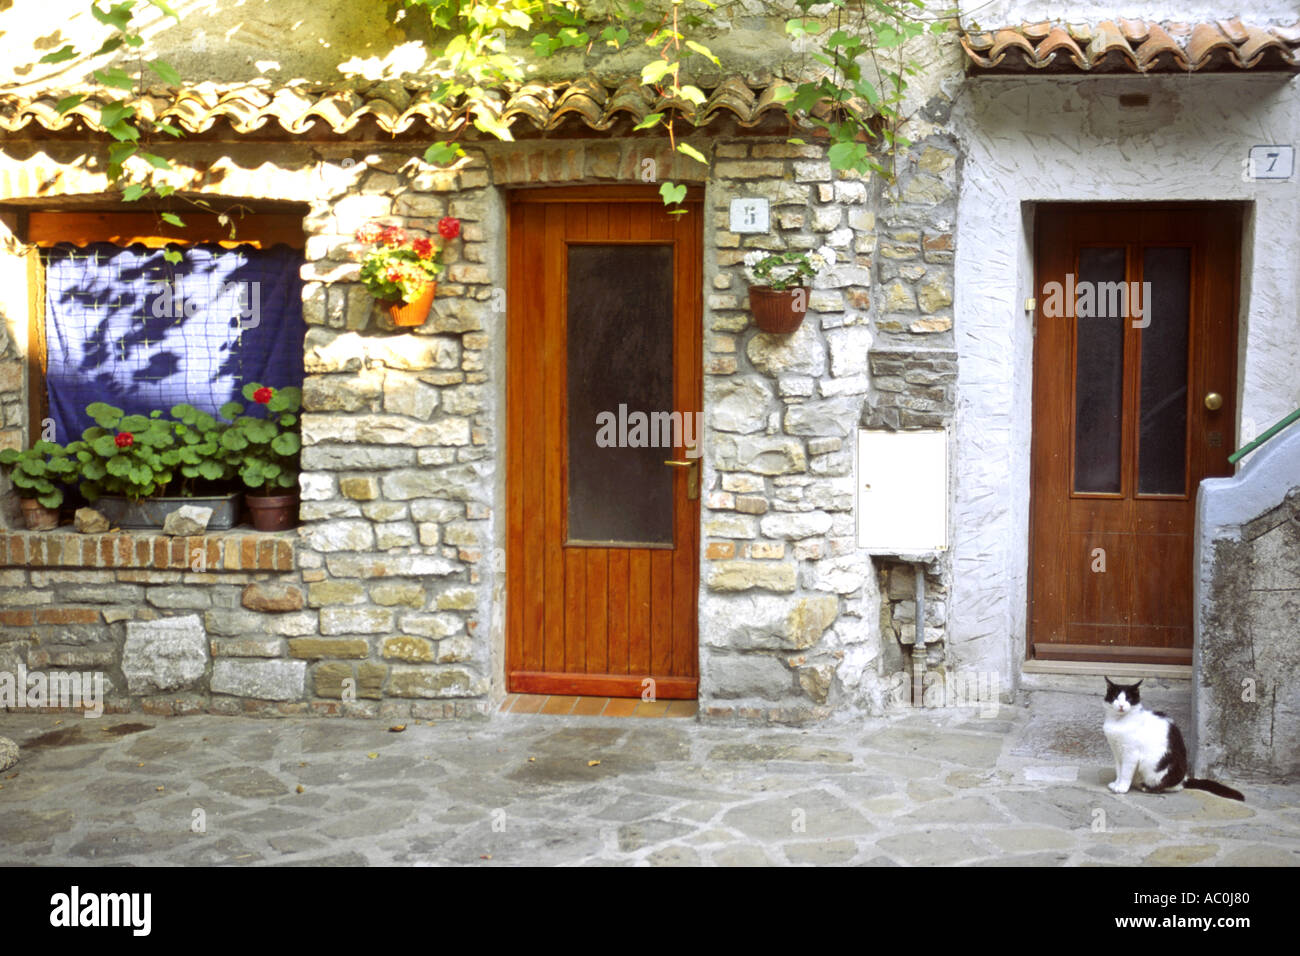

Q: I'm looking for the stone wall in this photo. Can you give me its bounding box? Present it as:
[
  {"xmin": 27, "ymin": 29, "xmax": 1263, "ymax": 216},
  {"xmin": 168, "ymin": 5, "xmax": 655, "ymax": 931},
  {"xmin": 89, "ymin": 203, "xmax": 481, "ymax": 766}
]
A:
[
  {"xmin": 1, "ymin": 118, "xmax": 960, "ymax": 720},
  {"xmin": 1193, "ymin": 425, "xmax": 1300, "ymax": 780},
  {"xmin": 697, "ymin": 132, "xmax": 960, "ymax": 721}
]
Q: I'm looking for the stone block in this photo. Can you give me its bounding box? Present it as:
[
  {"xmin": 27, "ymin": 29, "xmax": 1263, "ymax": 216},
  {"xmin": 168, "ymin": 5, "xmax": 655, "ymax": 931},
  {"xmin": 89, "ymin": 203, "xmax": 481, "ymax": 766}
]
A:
[
  {"xmin": 121, "ymin": 614, "xmax": 209, "ymax": 696},
  {"xmin": 210, "ymin": 659, "xmax": 307, "ymax": 701}
]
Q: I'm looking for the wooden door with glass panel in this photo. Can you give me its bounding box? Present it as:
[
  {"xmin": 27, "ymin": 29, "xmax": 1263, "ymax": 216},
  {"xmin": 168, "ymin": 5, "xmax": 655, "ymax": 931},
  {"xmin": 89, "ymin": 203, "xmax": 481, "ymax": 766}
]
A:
[
  {"xmin": 506, "ymin": 187, "xmax": 702, "ymax": 698},
  {"xmin": 1029, "ymin": 205, "xmax": 1240, "ymax": 664}
]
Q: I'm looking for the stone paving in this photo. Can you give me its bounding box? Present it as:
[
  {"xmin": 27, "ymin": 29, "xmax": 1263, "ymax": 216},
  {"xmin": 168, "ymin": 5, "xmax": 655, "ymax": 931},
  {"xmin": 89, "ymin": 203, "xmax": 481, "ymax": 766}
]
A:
[{"xmin": 0, "ymin": 690, "xmax": 1296, "ymax": 866}]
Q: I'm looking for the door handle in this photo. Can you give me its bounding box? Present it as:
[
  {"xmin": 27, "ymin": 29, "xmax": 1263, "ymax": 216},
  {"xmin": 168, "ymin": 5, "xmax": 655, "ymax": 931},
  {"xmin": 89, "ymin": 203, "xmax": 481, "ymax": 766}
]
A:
[
  {"xmin": 1204, "ymin": 392, "xmax": 1223, "ymax": 411},
  {"xmin": 663, "ymin": 459, "xmax": 699, "ymax": 500}
]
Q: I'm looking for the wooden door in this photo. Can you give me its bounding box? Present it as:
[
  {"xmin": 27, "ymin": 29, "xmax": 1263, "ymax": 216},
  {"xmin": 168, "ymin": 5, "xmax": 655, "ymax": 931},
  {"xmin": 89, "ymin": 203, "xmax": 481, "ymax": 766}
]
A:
[
  {"xmin": 506, "ymin": 186, "xmax": 702, "ymax": 698},
  {"xmin": 1029, "ymin": 205, "xmax": 1241, "ymax": 664}
]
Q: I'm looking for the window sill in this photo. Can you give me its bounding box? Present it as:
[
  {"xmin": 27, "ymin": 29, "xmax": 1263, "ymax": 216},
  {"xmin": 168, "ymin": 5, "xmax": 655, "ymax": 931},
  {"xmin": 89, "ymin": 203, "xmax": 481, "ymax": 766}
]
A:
[{"xmin": 0, "ymin": 527, "xmax": 296, "ymax": 572}]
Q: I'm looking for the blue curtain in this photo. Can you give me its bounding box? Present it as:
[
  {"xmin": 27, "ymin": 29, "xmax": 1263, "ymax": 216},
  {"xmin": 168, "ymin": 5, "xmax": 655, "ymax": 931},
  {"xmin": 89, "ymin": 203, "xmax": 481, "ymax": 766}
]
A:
[{"xmin": 43, "ymin": 243, "xmax": 305, "ymax": 444}]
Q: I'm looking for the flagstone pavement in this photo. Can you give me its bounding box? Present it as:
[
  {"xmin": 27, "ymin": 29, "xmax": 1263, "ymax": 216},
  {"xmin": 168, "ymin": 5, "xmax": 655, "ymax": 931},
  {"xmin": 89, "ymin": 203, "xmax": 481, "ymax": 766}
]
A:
[{"xmin": 0, "ymin": 692, "xmax": 1296, "ymax": 866}]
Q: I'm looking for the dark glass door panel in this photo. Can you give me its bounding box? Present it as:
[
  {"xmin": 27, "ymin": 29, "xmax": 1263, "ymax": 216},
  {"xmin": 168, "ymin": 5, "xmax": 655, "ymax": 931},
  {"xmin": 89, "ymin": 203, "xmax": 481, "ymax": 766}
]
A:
[
  {"xmin": 1138, "ymin": 246, "xmax": 1191, "ymax": 495},
  {"xmin": 1073, "ymin": 247, "xmax": 1126, "ymax": 493},
  {"xmin": 566, "ymin": 243, "xmax": 674, "ymax": 546}
]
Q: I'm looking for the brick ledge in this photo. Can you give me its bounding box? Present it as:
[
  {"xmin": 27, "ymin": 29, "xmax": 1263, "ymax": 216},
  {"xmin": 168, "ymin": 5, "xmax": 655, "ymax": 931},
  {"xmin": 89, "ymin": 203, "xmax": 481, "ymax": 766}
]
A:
[{"xmin": 0, "ymin": 529, "xmax": 295, "ymax": 571}]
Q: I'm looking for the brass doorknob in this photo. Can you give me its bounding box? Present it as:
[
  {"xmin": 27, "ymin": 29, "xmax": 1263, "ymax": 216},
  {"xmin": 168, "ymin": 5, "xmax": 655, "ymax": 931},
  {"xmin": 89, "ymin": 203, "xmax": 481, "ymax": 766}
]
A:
[{"xmin": 1204, "ymin": 392, "xmax": 1223, "ymax": 411}]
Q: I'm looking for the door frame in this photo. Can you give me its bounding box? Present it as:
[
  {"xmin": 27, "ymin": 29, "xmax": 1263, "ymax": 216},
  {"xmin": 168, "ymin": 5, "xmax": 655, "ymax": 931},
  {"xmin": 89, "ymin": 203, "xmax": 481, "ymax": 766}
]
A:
[
  {"xmin": 1025, "ymin": 201, "xmax": 1244, "ymax": 666},
  {"xmin": 504, "ymin": 184, "xmax": 704, "ymax": 698}
]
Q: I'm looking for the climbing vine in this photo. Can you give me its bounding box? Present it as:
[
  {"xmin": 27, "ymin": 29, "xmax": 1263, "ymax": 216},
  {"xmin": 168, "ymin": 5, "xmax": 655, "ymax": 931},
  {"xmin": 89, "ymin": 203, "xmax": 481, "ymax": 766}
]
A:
[{"xmin": 37, "ymin": 0, "xmax": 953, "ymax": 214}]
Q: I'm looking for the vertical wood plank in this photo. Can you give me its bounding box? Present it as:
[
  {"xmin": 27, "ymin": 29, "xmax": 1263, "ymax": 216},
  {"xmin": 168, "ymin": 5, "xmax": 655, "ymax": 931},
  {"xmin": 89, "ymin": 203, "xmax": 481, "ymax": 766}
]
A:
[
  {"xmin": 650, "ymin": 548, "xmax": 672, "ymax": 677},
  {"xmin": 628, "ymin": 549, "xmax": 651, "ymax": 676},
  {"xmin": 608, "ymin": 550, "xmax": 630, "ymax": 674},
  {"xmin": 542, "ymin": 203, "xmax": 566, "ymax": 673},
  {"xmin": 520, "ymin": 203, "xmax": 547, "ymax": 674},
  {"xmin": 585, "ymin": 550, "xmax": 608, "ymax": 674}
]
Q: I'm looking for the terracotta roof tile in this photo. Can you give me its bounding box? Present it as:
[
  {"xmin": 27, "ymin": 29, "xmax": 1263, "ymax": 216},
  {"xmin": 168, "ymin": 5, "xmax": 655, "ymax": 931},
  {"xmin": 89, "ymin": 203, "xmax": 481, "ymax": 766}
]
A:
[
  {"xmin": 961, "ymin": 19, "xmax": 1300, "ymax": 73},
  {"xmin": 0, "ymin": 75, "xmax": 789, "ymax": 137}
]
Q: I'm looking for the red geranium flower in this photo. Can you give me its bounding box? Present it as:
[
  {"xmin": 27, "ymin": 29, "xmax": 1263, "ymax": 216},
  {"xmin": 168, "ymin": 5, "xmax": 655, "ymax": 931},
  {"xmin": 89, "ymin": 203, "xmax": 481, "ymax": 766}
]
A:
[
  {"xmin": 355, "ymin": 222, "xmax": 383, "ymax": 243},
  {"xmin": 253, "ymin": 386, "xmax": 273, "ymax": 404},
  {"xmin": 411, "ymin": 237, "xmax": 434, "ymax": 259},
  {"xmin": 379, "ymin": 225, "xmax": 408, "ymax": 245},
  {"xmin": 437, "ymin": 216, "xmax": 461, "ymax": 240},
  {"xmin": 386, "ymin": 268, "xmax": 404, "ymax": 283},
  {"xmin": 114, "ymin": 432, "xmax": 133, "ymax": 448}
]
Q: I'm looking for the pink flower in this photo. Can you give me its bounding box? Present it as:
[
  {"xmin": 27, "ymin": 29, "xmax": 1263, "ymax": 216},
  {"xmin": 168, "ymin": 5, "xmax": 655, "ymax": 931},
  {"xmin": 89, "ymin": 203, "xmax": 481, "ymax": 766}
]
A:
[
  {"xmin": 437, "ymin": 216, "xmax": 461, "ymax": 240},
  {"xmin": 253, "ymin": 387, "xmax": 273, "ymax": 404}
]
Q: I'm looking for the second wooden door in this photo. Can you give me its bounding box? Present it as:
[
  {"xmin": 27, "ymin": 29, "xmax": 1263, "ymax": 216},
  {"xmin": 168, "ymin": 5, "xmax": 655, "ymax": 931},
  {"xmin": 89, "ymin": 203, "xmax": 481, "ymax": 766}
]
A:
[{"xmin": 1029, "ymin": 204, "xmax": 1241, "ymax": 664}]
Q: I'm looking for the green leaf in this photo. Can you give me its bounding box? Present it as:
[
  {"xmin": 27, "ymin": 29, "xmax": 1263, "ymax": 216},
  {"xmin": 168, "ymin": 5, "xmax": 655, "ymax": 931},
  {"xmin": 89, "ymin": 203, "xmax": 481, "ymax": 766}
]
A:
[
  {"xmin": 641, "ymin": 59, "xmax": 671, "ymax": 85},
  {"xmin": 220, "ymin": 430, "xmax": 249, "ymax": 451},
  {"xmin": 106, "ymin": 455, "xmax": 132, "ymax": 477},
  {"xmin": 659, "ymin": 181, "xmax": 687, "ymax": 205},
  {"xmin": 271, "ymin": 432, "xmax": 301, "ymax": 456},
  {"xmin": 160, "ymin": 212, "xmax": 184, "ymax": 228},
  {"xmin": 632, "ymin": 112, "xmax": 663, "ymax": 132},
  {"xmin": 148, "ymin": 59, "xmax": 181, "ymax": 86},
  {"xmin": 423, "ymin": 141, "xmax": 462, "ymax": 166},
  {"xmin": 99, "ymin": 102, "xmax": 134, "ymax": 129},
  {"xmin": 827, "ymin": 140, "xmax": 869, "ymax": 171},
  {"xmin": 198, "ymin": 460, "xmax": 224, "ymax": 480},
  {"xmin": 140, "ymin": 152, "xmax": 171, "ymax": 170},
  {"xmin": 162, "ymin": 249, "xmax": 183, "ymax": 265},
  {"xmin": 685, "ymin": 40, "xmax": 720, "ymax": 66},
  {"xmin": 40, "ymin": 45, "xmax": 79, "ymax": 64},
  {"xmin": 55, "ymin": 95, "xmax": 86, "ymax": 114},
  {"xmin": 676, "ymin": 143, "xmax": 707, "ymax": 166},
  {"xmin": 122, "ymin": 183, "xmax": 148, "ymax": 202},
  {"xmin": 219, "ymin": 401, "xmax": 244, "ymax": 420},
  {"xmin": 94, "ymin": 67, "xmax": 137, "ymax": 92},
  {"xmin": 677, "ymin": 85, "xmax": 706, "ymax": 106},
  {"xmin": 86, "ymin": 402, "xmax": 123, "ymax": 428},
  {"xmin": 37, "ymin": 490, "xmax": 63, "ymax": 509},
  {"xmin": 91, "ymin": 2, "xmax": 135, "ymax": 31},
  {"xmin": 92, "ymin": 35, "xmax": 125, "ymax": 57},
  {"xmin": 108, "ymin": 142, "xmax": 138, "ymax": 165}
]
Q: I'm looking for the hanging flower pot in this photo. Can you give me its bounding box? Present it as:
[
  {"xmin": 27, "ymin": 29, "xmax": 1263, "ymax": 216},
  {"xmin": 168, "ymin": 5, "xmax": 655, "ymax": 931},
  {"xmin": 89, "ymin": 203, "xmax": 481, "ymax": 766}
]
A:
[
  {"xmin": 19, "ymin": 497, "xmax": 60, "ymax": 531},
  {"xmin": 383, "ymin": 282, "xmax": 437, "ymax": 327},
  {"xmin": 748, "ymin": 285, "xmax": 807, "ymax": 334},
  {"xmin": 742, "ymin": 246, "xmax": 837, "ymax": 335},
  {"xmin": 356, "ymin": 219, "xmax": 459, "ymax": 329},
  {"xmin": 246, "ymin": 492, "xmax": 299, "ymax": 532}
]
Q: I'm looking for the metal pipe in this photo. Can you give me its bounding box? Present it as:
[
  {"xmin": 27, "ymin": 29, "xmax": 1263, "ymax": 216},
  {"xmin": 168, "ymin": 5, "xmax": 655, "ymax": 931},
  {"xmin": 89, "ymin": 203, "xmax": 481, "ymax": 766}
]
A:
[
  {"xmin": 912, "ymin": 562, "xmax": 926, "ymax": 707},
  {"xmin": 1229, "ymin": 407, "xmax": 1300, "ymax": 464}
]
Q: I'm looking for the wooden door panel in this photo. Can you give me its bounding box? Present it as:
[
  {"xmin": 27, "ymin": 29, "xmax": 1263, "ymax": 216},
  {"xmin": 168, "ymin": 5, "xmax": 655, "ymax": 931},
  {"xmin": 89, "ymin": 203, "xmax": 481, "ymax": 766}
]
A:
[
  {"xmin": 1030, "ymin": 204, "xmax": 1240, "ymax": 664},
  {"xmin": 507, "ymin": 188, "xmax": 701, "ymax": 698}
]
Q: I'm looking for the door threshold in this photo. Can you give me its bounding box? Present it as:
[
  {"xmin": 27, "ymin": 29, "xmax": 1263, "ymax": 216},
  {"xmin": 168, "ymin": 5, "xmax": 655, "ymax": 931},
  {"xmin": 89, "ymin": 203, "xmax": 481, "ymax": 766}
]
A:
[
  {"xmin": 499, "ymin": 694, "xmax": 698, "ymax": 718},
  {"xmin": 1023, "ymin": 659, "xmax": 1192, "ymax": 679}
]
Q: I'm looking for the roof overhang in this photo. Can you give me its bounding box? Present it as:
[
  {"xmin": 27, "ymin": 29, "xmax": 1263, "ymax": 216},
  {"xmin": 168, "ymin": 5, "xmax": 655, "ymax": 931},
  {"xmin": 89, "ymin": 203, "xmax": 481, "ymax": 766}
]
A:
[{"xmin": 961, "ymin": 19, "xmax": 1300, "ymax": 75}]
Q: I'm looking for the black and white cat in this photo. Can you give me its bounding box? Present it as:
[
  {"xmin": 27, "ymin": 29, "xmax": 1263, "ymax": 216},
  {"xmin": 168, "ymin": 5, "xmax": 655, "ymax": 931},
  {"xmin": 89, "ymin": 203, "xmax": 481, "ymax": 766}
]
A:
[{"xmin": 1103, "ymin": 678, "xmax": 1244, "ymax": 801}]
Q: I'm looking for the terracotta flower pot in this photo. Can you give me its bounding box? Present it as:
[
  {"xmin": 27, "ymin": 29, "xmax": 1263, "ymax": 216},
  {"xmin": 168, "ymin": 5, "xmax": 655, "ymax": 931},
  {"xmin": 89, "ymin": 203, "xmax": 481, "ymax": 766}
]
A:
[
  {"xmin": 748, "ymin": 285, "xmax": 808, "ymax": 334},
  {"xmin": 19, "ymin": 497, "xmax": 59, "ymax": 531},
  {"xmin": 383, "ymin": 283, "xmax": 436, "ymax": 327},
  {"xmin": 246, "ymin": 493, "xmax": 298, "ymax": 532}
]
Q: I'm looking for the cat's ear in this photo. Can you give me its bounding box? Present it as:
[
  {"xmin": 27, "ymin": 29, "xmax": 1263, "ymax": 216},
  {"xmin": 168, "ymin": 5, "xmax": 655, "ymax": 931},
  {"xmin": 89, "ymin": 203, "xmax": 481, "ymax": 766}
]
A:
[
  {"xmin": 1104, "ymin": 676, "xmax": 1116, "ymax": 687},
  {"xmin": 1134, "ymin": 679, "xmax": 1143, "ymax": 688}
]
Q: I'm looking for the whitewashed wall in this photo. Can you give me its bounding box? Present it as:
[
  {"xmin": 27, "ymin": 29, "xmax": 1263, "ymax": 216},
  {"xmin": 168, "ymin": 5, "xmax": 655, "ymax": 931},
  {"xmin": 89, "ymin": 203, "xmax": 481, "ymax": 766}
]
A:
[{"xmin": 949, "ymin": 70, "xmax": 1300, "ymax": 688}]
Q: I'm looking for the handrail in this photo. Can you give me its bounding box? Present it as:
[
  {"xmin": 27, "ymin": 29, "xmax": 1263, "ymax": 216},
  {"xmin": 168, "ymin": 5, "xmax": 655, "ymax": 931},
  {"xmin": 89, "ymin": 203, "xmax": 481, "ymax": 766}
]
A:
[{"xmin": 1228, "ymin": 408, "xmax": 1300, "ymax": 465}]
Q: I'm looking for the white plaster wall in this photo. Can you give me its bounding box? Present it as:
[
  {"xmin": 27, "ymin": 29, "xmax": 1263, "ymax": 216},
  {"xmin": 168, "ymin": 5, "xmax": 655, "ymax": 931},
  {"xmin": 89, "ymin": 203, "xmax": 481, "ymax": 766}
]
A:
[{"xmin": 949, "ymin": 72, "xmax": 1300, "ymax": 686}]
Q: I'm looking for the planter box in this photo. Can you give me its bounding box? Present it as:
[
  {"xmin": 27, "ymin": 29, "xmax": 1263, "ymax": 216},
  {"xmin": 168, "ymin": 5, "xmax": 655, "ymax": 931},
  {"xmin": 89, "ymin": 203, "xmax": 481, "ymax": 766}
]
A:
[{"xmin": 93, "ymin": 493, "xmax": 241, "ymax": 531}]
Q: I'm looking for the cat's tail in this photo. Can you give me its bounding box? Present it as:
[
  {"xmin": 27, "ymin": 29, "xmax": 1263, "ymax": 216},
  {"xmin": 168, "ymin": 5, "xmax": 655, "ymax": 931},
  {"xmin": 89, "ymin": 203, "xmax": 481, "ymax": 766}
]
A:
[{"xmin": 1185, "ymin": 778, "xmax": 1245, "ymax": 802}]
